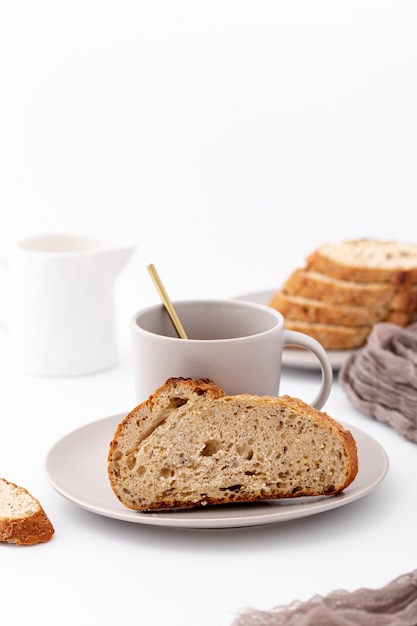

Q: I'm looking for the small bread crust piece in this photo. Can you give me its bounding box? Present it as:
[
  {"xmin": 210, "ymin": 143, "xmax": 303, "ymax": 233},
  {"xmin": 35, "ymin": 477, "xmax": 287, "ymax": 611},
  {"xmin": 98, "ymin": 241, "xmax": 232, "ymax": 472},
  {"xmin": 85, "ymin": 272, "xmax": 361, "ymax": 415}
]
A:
[
  {"xmin": 108, "ymin": 378, "xmax": 358, "ymax": 511},
  {"xmin": 0, "ymin": 478, "xmax": 55, "ymax": 545}
]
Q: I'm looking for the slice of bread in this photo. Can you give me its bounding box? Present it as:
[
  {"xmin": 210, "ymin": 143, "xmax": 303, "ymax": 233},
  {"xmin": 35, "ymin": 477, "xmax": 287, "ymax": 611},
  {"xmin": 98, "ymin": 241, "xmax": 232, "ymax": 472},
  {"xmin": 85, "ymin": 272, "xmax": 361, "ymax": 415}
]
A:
[
  {"xmin": 306, "ymin": 239, "xmax": 417, "ymax": 285},
  {"xmin": 282, "ymin": 269, "xmax": 395, "ymax": 308},
  {"xmin": 270, "ymin": 291, "xmax": 388, "ymax": 327},
  {"xmin": 0, "ymin": 478, "xmax": 55, "ymax": 545},
  {"xmin": 108, "ymin": 377, "xmax": 358, "ymax": 511},
  {"xmin": 283, "ymin": 319, "xmax": 371, "ymax": 350}
]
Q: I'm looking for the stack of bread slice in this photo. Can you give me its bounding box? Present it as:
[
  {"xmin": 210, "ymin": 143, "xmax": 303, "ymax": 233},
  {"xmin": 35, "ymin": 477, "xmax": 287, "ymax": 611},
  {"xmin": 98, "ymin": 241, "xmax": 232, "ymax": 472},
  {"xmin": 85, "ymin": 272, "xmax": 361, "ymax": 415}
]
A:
[{"xmin": 269, "ymin": 239, "xmax": 417, "ymax": 350}]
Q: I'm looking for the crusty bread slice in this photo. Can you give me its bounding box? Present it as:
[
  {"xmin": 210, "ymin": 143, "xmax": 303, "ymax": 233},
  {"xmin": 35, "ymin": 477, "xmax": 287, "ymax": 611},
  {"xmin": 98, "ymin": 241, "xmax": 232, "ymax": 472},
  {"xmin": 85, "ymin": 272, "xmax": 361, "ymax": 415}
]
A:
[
  {"xmin": 108, "ymin": 377, "xmax": 358, "ymax": 511},
  {"xmin": 0, "ymin": 478, "xmax": 54, "ymax": 545},
  {"xmin": 282, "ymin": 268, "xmax": 395, "ymax": 308},
  {"xmin": 306, "ymin": 239, "xmax": 417, "ymax": 285},
  {"xmin": 283, "ymin": 319, "xmax": 371, "ymax": 350},
  {"xmin": 269, "ymin": 291, "xmax": 387, "ymax": 326}
]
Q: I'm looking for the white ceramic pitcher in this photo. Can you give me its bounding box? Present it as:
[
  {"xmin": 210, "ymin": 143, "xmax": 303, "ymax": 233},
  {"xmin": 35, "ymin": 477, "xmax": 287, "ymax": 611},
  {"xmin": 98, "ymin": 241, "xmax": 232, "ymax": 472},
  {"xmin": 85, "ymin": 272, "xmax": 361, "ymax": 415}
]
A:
[{"xmin": 0, "ymin": 234, "xmax": 135, "ymax": 376}]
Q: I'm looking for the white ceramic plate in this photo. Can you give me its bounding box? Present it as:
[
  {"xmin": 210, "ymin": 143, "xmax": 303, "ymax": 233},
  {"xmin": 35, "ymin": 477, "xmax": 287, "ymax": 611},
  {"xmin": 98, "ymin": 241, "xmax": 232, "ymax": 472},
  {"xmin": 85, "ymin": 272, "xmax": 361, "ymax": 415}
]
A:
[
  {"xmin": 45, "ymin": 413, "xmax": 388, "ymax": 529},
  {"xmin": 235, "ymin": 290, "xmax": 355, "ymax": 370}
]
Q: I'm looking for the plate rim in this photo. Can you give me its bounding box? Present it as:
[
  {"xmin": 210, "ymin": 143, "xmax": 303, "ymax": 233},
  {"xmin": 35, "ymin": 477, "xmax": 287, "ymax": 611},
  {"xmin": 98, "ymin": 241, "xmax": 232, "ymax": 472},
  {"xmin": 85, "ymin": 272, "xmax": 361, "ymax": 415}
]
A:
[{"xmin": 45, "ymin": 413, "xmax": 389, "ymax": 529}]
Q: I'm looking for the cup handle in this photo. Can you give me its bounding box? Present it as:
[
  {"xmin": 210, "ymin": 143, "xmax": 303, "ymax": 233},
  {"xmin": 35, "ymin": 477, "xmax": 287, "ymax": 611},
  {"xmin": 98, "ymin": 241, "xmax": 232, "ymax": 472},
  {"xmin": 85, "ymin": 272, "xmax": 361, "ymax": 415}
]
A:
[{"xmin": 283, "ymin": 330, "xmax": 333, "ymax": 410}]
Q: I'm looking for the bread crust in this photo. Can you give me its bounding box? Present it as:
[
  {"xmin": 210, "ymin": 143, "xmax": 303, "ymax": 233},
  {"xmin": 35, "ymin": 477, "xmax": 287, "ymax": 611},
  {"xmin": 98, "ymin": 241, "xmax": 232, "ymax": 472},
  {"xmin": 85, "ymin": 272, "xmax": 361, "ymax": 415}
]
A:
[
  {"xmin": 0, "ymin": 478, "xmax": 54, "ymax": 545},
  {"xmin": 108, "ymin": 378, "xmax": 358, "ymax": 511}
]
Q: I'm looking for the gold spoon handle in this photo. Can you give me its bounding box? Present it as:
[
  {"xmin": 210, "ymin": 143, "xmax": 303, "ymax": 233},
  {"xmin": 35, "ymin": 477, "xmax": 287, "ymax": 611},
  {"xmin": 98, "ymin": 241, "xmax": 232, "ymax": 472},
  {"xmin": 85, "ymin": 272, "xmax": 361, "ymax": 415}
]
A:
[{"xmin": 147, "ymin": 264, "xmax": 188, "ymax": 339}]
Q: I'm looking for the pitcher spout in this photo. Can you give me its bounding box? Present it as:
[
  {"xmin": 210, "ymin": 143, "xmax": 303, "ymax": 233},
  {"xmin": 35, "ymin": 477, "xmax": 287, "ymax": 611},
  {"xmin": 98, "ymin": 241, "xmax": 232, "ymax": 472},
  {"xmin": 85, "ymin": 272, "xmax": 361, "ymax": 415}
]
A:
[{"xmin": 101, "ymin": 243, "xmax": 136, "ymax": 279}]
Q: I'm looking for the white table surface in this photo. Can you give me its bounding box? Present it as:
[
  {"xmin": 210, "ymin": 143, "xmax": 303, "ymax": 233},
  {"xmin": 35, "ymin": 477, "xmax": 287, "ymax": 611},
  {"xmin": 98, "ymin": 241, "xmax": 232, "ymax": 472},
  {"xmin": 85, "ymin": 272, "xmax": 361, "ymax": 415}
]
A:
[
  {"xmin": 1, "ymin": 297, "xmax": 416, "ymax": 626},
  {"xmin": 1, "ymin": 3, "xmax": 417, "ymax": 625}
]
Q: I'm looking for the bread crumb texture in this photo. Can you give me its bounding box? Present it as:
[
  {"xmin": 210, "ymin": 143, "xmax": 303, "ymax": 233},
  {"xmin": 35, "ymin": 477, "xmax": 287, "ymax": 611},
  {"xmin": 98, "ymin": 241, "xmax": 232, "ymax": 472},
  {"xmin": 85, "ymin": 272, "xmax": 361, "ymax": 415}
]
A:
[
  {"xmin": 108, "ymin": 378, "xmax": 358, "ymax": 511},
  {"xmin": 0, "ymin": 478, "xmax": 55, "ymax": 545}
]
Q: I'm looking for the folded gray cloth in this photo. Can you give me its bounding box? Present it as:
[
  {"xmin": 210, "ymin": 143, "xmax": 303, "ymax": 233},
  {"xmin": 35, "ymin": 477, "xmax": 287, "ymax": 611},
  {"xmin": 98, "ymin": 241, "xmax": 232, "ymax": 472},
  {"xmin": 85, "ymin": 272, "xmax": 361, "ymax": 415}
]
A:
[
  {"xmin": 231, "ymin": 570, "xmax": 417, "ymax": 625},
  {"xmin": 339, "ymin": 322, "xmax": 417, "ymax": 443}
]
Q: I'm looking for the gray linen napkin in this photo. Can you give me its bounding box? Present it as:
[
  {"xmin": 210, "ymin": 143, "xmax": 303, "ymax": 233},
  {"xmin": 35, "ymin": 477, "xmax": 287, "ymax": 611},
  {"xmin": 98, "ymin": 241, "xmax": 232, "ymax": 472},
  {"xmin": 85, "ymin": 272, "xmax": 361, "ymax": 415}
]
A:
[
  {"xmin": 231, "ymin": 570, "xmax": 417, "ymax": 626},
  {"xmin": 339, "ymin": 322, "xmax": 417, "ymax": 443}
]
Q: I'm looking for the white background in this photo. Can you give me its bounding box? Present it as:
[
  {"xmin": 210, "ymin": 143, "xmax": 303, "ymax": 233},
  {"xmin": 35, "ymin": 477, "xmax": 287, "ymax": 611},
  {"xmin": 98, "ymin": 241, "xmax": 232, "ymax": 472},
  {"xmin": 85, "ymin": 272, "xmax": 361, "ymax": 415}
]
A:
[
  {"xmin": 1, "ymin": 1, "xmax": 416, "ymax": 302},
  {"xmin": 1, "ymin": 3, "xmax": 417, "ymax": 625}
]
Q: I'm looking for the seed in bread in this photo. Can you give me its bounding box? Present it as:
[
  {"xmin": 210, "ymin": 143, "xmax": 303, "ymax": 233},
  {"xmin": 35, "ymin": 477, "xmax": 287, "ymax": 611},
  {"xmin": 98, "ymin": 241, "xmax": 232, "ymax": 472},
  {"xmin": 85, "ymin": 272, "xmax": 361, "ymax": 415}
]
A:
[
  {"xmin": 0, "ymin": 478, "xmax": 54, "ymax": 545},
  {"xmin": 108, "ymin": 377, "xmax": 358, "ymax": 511}
]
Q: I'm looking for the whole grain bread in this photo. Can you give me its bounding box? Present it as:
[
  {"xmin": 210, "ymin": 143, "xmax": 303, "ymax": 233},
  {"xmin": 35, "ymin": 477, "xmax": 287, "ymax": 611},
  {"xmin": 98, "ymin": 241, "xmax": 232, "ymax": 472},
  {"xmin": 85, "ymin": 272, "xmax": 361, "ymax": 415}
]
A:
[
  {"xmin": 108, "ymin": 377, "xmax": 358, "ymax": 511},
  {"xmin": 306, "ymin": 239, "xmax": 417, "ymax": 285},
  {"xmin": 0, "ymin": 478, "xmax": 54, "ymax": 545}
]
